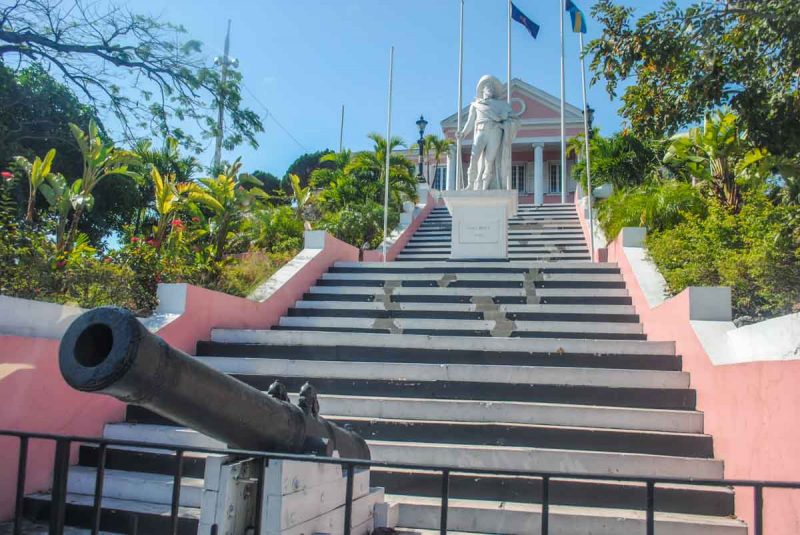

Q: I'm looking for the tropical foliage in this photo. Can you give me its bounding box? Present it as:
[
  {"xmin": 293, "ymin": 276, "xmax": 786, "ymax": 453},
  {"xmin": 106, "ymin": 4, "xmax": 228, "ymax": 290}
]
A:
[
  {"xmin": 584, "ymin": 109, "xmax": 799, "ymax": 318},
  {"xmin": 1, "ymin": 129, "xmax": 418, "ymax": 311},
  {"xmin": 587, "ymin": 0, "xmax": 800, "ymax": 159}
]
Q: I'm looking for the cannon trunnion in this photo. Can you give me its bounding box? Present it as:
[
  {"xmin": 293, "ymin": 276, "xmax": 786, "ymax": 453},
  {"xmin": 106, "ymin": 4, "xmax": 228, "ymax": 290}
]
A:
[{"xmin": 58, "ymin": 306, "xmax": 370, "ymax": 460}]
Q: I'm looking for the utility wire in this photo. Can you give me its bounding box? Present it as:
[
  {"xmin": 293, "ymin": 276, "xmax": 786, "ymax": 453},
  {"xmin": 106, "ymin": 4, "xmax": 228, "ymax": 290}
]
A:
[{"xmin": 242, "ymin": 83, "xmax": 308, "ymax": 151}]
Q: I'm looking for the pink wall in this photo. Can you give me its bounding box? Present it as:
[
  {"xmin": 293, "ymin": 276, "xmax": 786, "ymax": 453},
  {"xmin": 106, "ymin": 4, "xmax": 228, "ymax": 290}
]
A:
[
  {"xmin": 0, "ymin": 336, "xmax": 125, "ymax": 519},
  {"xmin": 606, "ymin": 236, "xmax": 800, "ymax": 534},
  {"xmin": 159, "ymin": 234, "xmax": 359, "ymax": 354},
  {"xmin": 0, "ymin": 232, "xmax": 362, "ymax": 521}
]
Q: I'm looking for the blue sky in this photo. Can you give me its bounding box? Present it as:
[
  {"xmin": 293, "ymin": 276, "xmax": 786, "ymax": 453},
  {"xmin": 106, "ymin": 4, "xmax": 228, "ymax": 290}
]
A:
[{"xmin": 126, "ymin": 0, "xmax": 663, "ymax": 176}]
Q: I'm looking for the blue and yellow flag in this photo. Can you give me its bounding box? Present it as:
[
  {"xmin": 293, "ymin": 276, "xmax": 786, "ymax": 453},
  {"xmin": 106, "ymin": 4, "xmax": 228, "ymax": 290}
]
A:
[
  {"xmin": 511, "ymin": 2, "xmax": 540, "ymax": 40},
  {"xmin": 565, "ymin": 0, "xmax": 587, "ymax": 34}
]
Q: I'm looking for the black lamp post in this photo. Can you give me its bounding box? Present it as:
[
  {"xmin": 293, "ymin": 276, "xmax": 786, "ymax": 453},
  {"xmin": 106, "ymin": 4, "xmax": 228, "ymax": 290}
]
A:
[{"xmin": 415, "ymin": 114, "xmax": 428, "ymax": 183}]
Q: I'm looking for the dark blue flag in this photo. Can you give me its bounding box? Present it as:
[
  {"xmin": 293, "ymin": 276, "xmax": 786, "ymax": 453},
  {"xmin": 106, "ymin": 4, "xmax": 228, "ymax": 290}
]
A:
[{"xmin": 511, "ymin": 2, "xmax": 540, "ymax": 40}]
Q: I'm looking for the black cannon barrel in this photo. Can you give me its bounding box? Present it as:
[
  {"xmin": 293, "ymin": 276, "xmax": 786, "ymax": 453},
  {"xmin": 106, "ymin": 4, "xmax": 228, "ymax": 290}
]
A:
[{"xmin": 59, "ymin": 307, "xmax": 369, "ymax": 460}]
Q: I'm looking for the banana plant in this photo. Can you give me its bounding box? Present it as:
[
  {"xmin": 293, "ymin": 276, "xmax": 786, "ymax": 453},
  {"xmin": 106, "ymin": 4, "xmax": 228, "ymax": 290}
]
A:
[
  {"xmin": 20, "ymin": 148, "xmax": 56, "ymax": 222},
  {"xmin": 149, "ymin": 167, "xmax": 197, "ymax": 250},
  {"xmin": 37, "ymin": 173, "xmax": 77, "ymax": 251},
  {"xmin": 664, "ymin": 110, "xmax": 767, "ymax": 213},
  {"xmin": 65, "ymin": 120, "xmax": 141, "ymax": 248},
  {"xmin": 186, "ymin": 158, "xmax": 268, "ymax": 260},
  {"xmin": 288, "ymin": 173, "xmax": 313, "ymax": 229}
]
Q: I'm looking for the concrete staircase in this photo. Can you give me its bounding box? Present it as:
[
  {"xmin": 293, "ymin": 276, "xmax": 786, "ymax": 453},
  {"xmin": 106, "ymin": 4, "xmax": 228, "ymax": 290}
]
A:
[
  {"xmin": 396, "ymin": 204, "xmax": 590, "ymax": 262},
  {"xmin": 22, "ymin": 204, "xmax": 746, "ymax": 534}
]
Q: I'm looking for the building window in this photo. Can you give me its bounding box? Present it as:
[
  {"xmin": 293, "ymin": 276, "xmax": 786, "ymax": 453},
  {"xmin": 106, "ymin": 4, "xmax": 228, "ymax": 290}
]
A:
[
  {"xmin": 548, "ymin": 162, "xmax": 561, "ymax": 193},
  {"xmin": 511, "ymin": 165, "xmax": 526, "ymax": 192},
  {"xmin": 432, "ymin": 166, "xmax": 447, "ymax": 190}
]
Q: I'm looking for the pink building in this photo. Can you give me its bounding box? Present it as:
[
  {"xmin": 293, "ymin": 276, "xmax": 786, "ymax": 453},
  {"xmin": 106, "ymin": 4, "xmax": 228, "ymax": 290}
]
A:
[{"xmin": 432, "ymin": 78, "xmax": 586, "ymax": 204}]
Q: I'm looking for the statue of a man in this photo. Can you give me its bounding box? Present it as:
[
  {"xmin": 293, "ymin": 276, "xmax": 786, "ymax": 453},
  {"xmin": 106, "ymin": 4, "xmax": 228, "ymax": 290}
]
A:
[{"xmin": 456, "ymin": 75, "xmax": 519, "ymax": 190}]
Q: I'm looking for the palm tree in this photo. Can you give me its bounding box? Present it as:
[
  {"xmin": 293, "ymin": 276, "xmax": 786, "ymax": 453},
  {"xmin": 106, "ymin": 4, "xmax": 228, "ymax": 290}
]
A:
[
  {"xmin": 345, "ymin": 133, "xmax": 417, "ymax": 207},
  {"xmin": 430, "ymin": 137, "xmax": 453, "ymax": 189},
  {"xmin": 423, "ymin": 134, "xmax": 438, "ymax": 185},
  {"xmin": 664, "ymin": 110, "xmax": 767, "ymax": 213}
]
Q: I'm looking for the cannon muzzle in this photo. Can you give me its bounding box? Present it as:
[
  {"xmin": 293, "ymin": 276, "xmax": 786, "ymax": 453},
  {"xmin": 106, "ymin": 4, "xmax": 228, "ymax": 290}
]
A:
[{"xmin": 59, "ymin": 307, "xmax": 370, "ymax": 460}]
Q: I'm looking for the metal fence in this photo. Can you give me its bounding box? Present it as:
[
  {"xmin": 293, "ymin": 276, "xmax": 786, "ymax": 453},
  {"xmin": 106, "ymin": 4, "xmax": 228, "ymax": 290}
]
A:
[{"xmin": 3, "ymin": 429, "xmax": 799, "ymax": 535}]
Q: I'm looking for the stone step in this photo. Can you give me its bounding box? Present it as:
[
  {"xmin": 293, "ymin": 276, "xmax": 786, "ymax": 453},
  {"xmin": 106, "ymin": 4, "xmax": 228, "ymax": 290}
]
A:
[
  {"xmin": 194, "ymin": 357, "xmax": 688, "ymax": 389},
  {"xmin": 229, "ymin": 374, "xmax": 696, "ymax": 410},
  {"xmin": 395, "ymin": 254, "xmax": 592, "ymax": 262},
  {"xmin": 373, "ymin": 470, "xmax": 734, "ymax": 517},
  {"xmin": 304, "ymin": 285, "xmax": 628, "ymax": 298},
  {"xmin": 274, "ymin": 316, "xmax": 646, "ymax": 340},
  {"xmin": 23, "ymin": 493, "xmax": 199, "ymax": 535},
  {"xmin": 314, "ymin": 278, "xmax": 625, "ymax": 290},
  {"xmin": 287, "ymin": 301, "xmax": 641, "ymax": 324},
  {"xmin": 78, "ymin": 445, "xmax": 207, "ymax": 479},
  {"xmin": 390, "ymin": 495, "xmax": 745, "ymax": 535},
  {"xmin": 197, "ymin": 339, "xmax": 679, "ymax": 371},
  {"xmin": 320, "ymin": 272, "xmax": 624, "ymax": 282},
  {"xmin": 209, "ymin": 329, "xmax": 672, "ymax": 356},
  {"xmin": 397, "ymin": 246, "xmax": 590, "ymax": 254},
  {"xmin": 100, "ymin": 423, "xmax": 722, "ymax": 480},
  {"xmin": 328, "ymin": 417, "xmax": 712, "ymax": 458},
  {"xmin": 371, "ymin": 440, "xmax": 723, "ymax": 479},
  {"xmin": 408, "ymin": 236, "xmax": 585, "ymax": 243},
  {"xmin": 121, "ymin": 409, "xmax": 709, "ymax": 458},
  {"xmin": 128, "ymin": 394, "xmax": 703, "ymax": 433},
  {"xmin": 332, "ymin": 261, "xmax": 618, "ymax": 271},
  {"xmin": 66, "ymin": 466, "xmax": 203, "ymax": 508}
]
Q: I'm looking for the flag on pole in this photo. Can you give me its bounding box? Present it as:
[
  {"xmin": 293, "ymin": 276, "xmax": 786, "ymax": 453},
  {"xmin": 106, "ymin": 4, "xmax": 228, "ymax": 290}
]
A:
[
  {"xmin": 565, "ymin": 0, "xmax": 587, "ymax": 33},
  {"xmin": 511, "ymin": 2, "xmax": 540, "ymax": 40}
]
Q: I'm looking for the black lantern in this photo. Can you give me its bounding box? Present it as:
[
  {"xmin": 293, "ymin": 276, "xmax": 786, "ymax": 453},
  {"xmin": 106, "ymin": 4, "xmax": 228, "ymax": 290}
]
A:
[
  {"xmin": 416, "ymin": 114, "xmax": 428, "ymax": 182},
  {"xmin": 586, "ymin": 105, "xmax": 595, "ymax": 140}
]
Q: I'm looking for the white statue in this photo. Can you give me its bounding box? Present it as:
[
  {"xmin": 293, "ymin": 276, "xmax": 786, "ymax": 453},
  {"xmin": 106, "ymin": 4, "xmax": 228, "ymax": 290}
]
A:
[{"xmin": 456, "ymin": 75, "xmax": 520, "ymax": 190}]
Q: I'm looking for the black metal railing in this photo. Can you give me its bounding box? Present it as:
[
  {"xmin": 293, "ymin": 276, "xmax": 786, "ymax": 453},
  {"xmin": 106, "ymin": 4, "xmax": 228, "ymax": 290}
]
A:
[{"xmin": 3, "ymin": 429, "xmax": 799, "ymax": 535}]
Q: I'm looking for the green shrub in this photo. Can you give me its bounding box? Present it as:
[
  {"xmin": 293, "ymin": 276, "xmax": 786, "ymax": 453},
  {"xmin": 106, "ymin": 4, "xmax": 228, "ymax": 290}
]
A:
[
  {"xmin": 209, "ymin": 251, "xmax": 296, "ymax": 297},
  {"xmin": 320, "ymin": 201, "xmax": 397, "ymax": 249},
  {"xmin": 253, "ymin": 205, "xmax": 304, "ymax": 253},
  {"xmin": 647, "ymin": 194, "xmax": 800, "ymax": 318},
  {"xmin": 598, "ymin": 181, "xmax": 707, "ymax": 240}
]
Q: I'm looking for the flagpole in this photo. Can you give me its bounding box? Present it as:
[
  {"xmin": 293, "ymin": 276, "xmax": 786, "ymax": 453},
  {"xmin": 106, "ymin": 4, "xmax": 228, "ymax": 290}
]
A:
[
  {"xmin": 506, "ymin": 0, "xmax": 512, "ymax": 190},
  {"xmin": 507, "ymin": 0, "xmax": 512, "ymax": 105},
  {"xmin": 338, "ymin": 105, "xmax": 345, "ymax": 153},
  {"xmin": 578, "ymin": 32, "xmax": 594, "ymax": 262},
  {"xmin": 382, "ymin": 46, "xmax": 394, "ymax": 263},
  {"xmin": 560, "ymin": 0, "xmax": 567, "ymax": 203},
  {"xmin": 455, "ymin": 0, "xmax": 464, "ymax": 190}
]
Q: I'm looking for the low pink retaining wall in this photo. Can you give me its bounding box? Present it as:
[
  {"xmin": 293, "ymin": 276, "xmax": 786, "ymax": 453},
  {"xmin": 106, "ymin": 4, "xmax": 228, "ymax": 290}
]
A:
[
  {"xmin": 363, "ymin": 192, "xmax": 436, "ymax": 262},
  {"xmin": 0, "ymin": 336, "xmax": 125, "ymax": 519},
  {"xmin": 0, "ymin": 232, "xmax": 360, "ymax": 521},
  {"xmin": 573, "ymin": 190, "xmax": 607, "ymax": 262},
  {"xmin": 161, "ymin": 233, "xmax": 359, "ymax": 354},
  {"xmin": 607, "ymin": 238, "xmax": 800, "ymax": 534}
]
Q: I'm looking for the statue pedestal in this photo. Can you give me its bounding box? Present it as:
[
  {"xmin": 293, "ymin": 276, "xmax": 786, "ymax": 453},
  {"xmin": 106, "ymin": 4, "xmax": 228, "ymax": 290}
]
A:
[{"xmin": 442, "ymin": 190, "xmax": 518, "ymax": 260}]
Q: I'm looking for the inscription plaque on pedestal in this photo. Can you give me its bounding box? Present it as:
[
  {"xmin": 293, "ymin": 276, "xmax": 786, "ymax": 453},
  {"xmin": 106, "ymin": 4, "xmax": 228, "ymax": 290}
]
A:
[{"xmin": 443, "ymin": 190, "xmax": 517, "ymax": 260}]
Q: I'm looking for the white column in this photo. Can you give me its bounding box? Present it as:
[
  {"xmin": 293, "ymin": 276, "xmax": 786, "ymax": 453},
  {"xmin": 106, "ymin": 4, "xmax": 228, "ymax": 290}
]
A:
[
  {"xmin": 446, "ymin": 145, "xmax": 457, "ymax": 191},
  {"xmin": 533, "ymin": 143, "xmax": 544, "ymax": 205}
]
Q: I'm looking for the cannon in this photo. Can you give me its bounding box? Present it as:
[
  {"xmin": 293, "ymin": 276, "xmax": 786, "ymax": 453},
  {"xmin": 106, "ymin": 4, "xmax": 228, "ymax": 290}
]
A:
[{"xmin": 58, "ymin": 307, "xmax": 370, "ymax": 460}]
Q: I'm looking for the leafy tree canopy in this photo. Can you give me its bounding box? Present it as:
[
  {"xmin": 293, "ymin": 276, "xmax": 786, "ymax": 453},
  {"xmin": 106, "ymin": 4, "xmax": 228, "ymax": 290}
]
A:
[
  {"xmin": 282, "ymin": 149, "xmax": 334, "ymax": 193},
  {"xmin": 587, "ymin": 0, "xmax": 800, "ymax": 158},
  {"xmin": 0, "ymin": 0, "xmax": 263, "ymax": 153}
]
